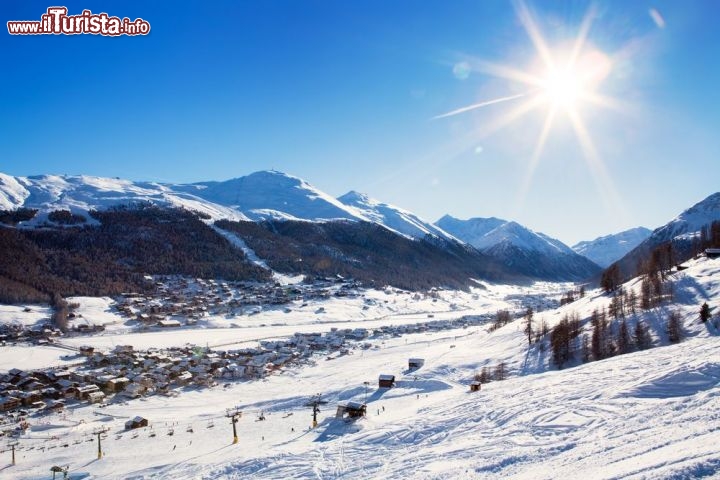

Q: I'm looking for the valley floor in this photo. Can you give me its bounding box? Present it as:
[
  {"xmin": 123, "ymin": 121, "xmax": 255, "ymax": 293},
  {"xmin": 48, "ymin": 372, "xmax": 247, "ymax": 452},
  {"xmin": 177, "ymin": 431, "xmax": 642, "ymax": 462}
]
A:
[{"xmin": 1, "ymin": 259, "xmax": 719, "ymax": 479}]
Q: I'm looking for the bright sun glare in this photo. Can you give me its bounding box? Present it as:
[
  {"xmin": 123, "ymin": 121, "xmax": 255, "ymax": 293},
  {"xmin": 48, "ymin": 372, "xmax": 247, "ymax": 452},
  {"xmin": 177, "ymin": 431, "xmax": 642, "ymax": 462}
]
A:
[
  {"xmin": 434, "ymin": 1, "xmax": 624, "ymax": 214},
  {"xmin": 542, "ymin": 67, "xmax": 583, "ymax": 108},
  {"xmin": 538, "ymin": 47, "xmax": 613, "ymax": 110}
]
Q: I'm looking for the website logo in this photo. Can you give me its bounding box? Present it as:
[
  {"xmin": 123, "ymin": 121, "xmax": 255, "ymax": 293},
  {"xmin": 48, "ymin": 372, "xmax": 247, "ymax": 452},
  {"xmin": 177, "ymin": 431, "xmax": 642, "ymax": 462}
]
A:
[{"xmin": 7, "ymin": 7, "xmax": 151, "ymax": 36}]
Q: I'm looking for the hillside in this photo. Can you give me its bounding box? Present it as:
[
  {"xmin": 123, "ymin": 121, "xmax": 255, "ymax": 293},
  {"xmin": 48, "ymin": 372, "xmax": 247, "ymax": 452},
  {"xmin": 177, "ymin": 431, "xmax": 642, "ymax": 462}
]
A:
[
  {"xmin": 215, "ymin": 219, "xmax": 522, "ymax": 290},
  {"xmin": 608, "ymin": 192, "xmax": 720, "ymax": 279},
  {"xmin": 0, "ymin": 206, "xmax": 270, "ymax": 303}
]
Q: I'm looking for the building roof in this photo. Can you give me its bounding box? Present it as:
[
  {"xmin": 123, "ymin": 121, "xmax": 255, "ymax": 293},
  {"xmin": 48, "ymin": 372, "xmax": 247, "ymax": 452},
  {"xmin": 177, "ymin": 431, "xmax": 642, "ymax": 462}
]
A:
[{"xmin": 379, "ymin": 374, "xmax": 395, "ymax": 381}]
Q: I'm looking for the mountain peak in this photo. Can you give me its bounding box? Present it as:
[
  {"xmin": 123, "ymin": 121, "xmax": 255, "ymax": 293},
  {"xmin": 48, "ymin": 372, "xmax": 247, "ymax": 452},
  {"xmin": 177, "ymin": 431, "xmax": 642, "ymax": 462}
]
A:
[
  {"xmin": 572, "ymin": 226, "xmax": 653, "ymax": 267},
  {"xmin": 338, "ymin": 190, "xmax": 373, "ymax": 205},
  {"xmin": 436, "ymin": 215, "xmax": 599, "ymax": 280}
]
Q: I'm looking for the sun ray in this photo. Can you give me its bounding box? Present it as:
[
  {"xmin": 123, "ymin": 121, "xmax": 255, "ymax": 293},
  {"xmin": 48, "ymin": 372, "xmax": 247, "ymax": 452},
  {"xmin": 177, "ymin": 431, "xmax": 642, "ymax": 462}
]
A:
[
  {"xmin": 580, "ymin": 91, "xmax": 632, "ymax": 115},
  {"xmin": 568, "ymin": 5, "xmax": 596, "ymax": 70},
  {"xmin": 516, "ymin": 105, "xmax": 557, "ymax": 210},
  {"xmin": 479, "ymin": 93, "xmax": 546, "ymax": 138},
  {"xmin": 566, "ymin": 107, "xmax": 627, "ymax": 222},
  {"xmin": 514, "ymin": 0, "xmax": 555, "ymax": 70},
  {"xmin": 468, "ymin": 58, "xmax": 544, "ymax": 88},
  {"xmin": 434, "ymin": 1, "xmax": 629, "ymax": 218},
  {"xmin": 433, "ymin": 92, "xmax": 529, "ymax": 120},
  {"xmin": 375, "ymin": 94, "xmax": 547, "ymax": 191}
]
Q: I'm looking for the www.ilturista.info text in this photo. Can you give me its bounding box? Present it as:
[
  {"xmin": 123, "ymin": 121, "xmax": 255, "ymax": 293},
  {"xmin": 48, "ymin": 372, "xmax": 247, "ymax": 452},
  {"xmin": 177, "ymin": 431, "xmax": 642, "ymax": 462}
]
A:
[{"xmin": 7, "ymin": 7, "xmax": 150, "ymax": 36}]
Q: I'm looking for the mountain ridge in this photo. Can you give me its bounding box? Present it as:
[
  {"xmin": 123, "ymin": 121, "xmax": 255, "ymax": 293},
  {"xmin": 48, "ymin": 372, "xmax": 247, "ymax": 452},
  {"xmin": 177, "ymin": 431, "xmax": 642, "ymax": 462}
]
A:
[
  {"xmin": 572, "ymin": 226, "xmax": 652, "ymax": 267},
  {"xmin": 436, "ymin": 215, "xmax": 601, "ymax": 281},
  {"xmin": 607, "ymin": 192, "xmax": 720, "ymax": 278}
]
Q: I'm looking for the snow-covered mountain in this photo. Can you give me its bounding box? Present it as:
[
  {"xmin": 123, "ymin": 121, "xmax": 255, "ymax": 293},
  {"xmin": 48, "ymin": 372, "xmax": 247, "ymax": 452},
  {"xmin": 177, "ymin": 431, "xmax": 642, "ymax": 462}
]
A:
[
  {"xmin": 0, "ymin": 170, "xmax": 372, "ymax": 226},
  {"xmin": 0, "ymin": 171, "xmax": 524, "ymax": 290},
  {"xmin": 181, "ymin": 171, "xmax": 369, "ymax": 223},
  {"xmin": 572, "ymin": 227, "xmax": 652, "ymax": 267},
  {"xmin": 337, "ymin": 191, "xmax": 456, "ymax": 241},
  {"xmin": 0, "ymin": 170, "xmax": 471, "ymax": 243},
  {"xmin": 435, "ymin": 215, "xmax": 506, "ymax": 245},
  {"xmin": 437, "ymin": 215, "xmax": 601, "ymax": 281},
  {"xmin": 645, "ymin": 192, "xmax": 720, "ymax": 245},
  {"xmin": 611, "ymin": 192, "xmax": 720, "ymax": 276},
  {"xmin": 0, "ymin": 172, "xmax": 250, "ymax": 224}
]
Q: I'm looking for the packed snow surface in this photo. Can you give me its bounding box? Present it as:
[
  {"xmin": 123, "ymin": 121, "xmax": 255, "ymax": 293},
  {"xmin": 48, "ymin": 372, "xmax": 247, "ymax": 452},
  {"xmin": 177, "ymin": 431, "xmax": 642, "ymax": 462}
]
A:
[{"xmin": 0, "ymin": 258, "xmax": 718, "ymax": 479}]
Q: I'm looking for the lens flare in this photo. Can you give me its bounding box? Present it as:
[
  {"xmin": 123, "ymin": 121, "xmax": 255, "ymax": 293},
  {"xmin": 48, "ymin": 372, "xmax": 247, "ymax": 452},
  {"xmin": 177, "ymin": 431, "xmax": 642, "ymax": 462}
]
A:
[{"xmin": 433, "ymin": 1, "xmax": 627, "ymax": 219}]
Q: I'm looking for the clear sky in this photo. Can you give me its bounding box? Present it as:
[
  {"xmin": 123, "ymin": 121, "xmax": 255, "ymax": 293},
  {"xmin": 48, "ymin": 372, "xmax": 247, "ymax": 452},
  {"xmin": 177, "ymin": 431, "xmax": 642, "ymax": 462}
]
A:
[{"xmin": 1, "ymin": 1, "xmax": 719, "ymax": 245}]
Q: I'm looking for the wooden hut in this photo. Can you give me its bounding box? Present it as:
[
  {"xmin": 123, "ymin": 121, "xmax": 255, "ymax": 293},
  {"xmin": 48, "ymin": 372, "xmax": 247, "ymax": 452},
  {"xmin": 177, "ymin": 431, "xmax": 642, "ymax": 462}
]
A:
[
  {"xmin": 408, "ymin": 358, "xmax": 425, "ymax": 369},
  {"xmin": 125, "ymin": 416, "xmax": 149, "ymax": 430},
  {"xmin": 336, "ymin": 401, "xmax": 366, "ymax": 419},
  {"xmin": 378, "ymin": 374, "xmax": 395, "ymax": 388}
]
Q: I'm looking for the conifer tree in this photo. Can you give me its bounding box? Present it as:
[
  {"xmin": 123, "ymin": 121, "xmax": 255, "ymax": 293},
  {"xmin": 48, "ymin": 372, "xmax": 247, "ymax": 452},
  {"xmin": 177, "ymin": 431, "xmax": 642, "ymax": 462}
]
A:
[
  {"xmin": 668, "ymin": 311, "xmax": 683, "ymax": 343},
  {"xmin": 700, "ymin": 302, "xmax": 711, "ymax": 322}
]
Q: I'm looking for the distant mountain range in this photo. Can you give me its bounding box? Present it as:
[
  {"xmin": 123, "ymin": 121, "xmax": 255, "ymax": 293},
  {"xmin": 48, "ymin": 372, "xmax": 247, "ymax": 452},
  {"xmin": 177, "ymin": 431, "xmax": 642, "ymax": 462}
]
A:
[
  {"xmin": 436, "ymin": 215, "xmax": 601, "ymax": 281},
  {"xmin": 572, "ymin": 227, "xmax": 652, "ymax": 268},
  {"xmin": 1, "ymin": 170, "xmax": 717, "ymax": 289}
]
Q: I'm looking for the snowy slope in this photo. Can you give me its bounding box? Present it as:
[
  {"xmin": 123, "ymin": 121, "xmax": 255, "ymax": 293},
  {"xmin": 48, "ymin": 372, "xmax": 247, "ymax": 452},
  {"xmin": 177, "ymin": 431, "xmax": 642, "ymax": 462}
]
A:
[
  {"xmin": 0, "ymin": 173, "xmax": 29, "ymax": 209},
  {"xmin": 611, "ymin": 192, "xmax": 720, "ymax": 276},
  {"xmin": 0, "ymin": 173, "xmax": 249, "ymax": 224},
  {"xmin": 647, "ymin": 191, "xmax": 720, "ymax": 244},
  {"xmin": 179, "ymin": 171, "xmax": 369, "ymax": 222},
  {"xmin": 435, "ymin": 214, "xmax": 506, "ymax": 245},
  {"xmin": 3, "ymin": 258, "xmax": 719, "ymax": 479},
  {"xmin": 437, "ymin": 215, "xmax": 600, "ymax": 281},
  {"xmin": 0, "ymin": 170, "xmax": 372, "ymax": 225},
  {"xmin": 337, "ymin": 191, "xmax": 457, "ymax": 240},
  {"xmin": 572, "ymin": 226, "xmax": 652, "ymax": 267}
]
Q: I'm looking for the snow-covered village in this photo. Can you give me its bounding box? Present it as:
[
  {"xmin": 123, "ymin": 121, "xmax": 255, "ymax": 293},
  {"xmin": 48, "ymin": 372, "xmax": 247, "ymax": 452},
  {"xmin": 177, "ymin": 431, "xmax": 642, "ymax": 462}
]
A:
[{"xmin": 2, "ymin": 1, "xmax": 720, "ymax": 479}]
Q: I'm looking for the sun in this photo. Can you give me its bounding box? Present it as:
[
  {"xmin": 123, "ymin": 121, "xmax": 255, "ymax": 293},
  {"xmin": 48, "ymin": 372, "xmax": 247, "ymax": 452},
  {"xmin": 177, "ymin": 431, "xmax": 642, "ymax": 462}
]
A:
[
  {"xmin": 433, "ymin": 1, "xmax": 626, "ymax": 214},
  {"xmin": 541, "ymin": 66, "xmax": 583, "ymax": 108},
  {"xmin": 537, "ymin": 47, "xmax": 613, "ymax": 110}
]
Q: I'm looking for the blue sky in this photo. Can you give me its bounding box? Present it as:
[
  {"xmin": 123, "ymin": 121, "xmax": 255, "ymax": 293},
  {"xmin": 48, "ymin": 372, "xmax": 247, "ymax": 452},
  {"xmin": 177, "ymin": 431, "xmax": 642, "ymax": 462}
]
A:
[{"xmin": 1, "ymin": 1, "xmax": 719, "ymax": 244}]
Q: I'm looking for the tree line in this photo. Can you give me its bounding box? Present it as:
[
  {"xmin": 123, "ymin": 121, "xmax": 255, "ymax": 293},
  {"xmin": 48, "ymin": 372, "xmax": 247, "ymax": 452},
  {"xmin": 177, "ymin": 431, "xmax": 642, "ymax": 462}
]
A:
[{"xmin": 0, "ymin": 205, "xmax": 271, "ymax": 304}]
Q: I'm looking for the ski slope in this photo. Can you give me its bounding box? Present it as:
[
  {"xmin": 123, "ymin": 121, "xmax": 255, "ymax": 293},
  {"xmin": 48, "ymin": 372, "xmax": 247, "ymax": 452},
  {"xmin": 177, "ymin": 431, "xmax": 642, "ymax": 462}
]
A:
[{"xmin": 1, "ymin": 259, "xmax": 719, "ymax": 479}]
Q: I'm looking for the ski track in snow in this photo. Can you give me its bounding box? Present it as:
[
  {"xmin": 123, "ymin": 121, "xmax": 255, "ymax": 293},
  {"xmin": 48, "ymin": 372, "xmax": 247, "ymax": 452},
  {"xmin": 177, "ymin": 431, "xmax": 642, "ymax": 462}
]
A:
[{"xmin": 1, "ymin": 258, "xmax": 719, "ymax": 479}]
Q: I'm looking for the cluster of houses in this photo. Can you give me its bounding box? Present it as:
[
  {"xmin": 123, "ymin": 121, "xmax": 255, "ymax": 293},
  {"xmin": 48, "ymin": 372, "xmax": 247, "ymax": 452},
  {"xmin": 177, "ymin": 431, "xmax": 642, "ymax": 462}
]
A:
[
  {"xmin": 0, "ymin": 324, "xmax": 379, "ymax": 423},
  {"xmin": 371, "ymin": 314, "xmax": 493, "ymax": 337},
  {"xmin": 0, "ymin": 322, "xmax": 63, "ymax": 346},
  {"xmin": 112, "ymin": 276, "xmax": 363, "ymax": 329},
  {"xmin": 0, "ymin": 368, "xmax": 80, "ymax": 417}
]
